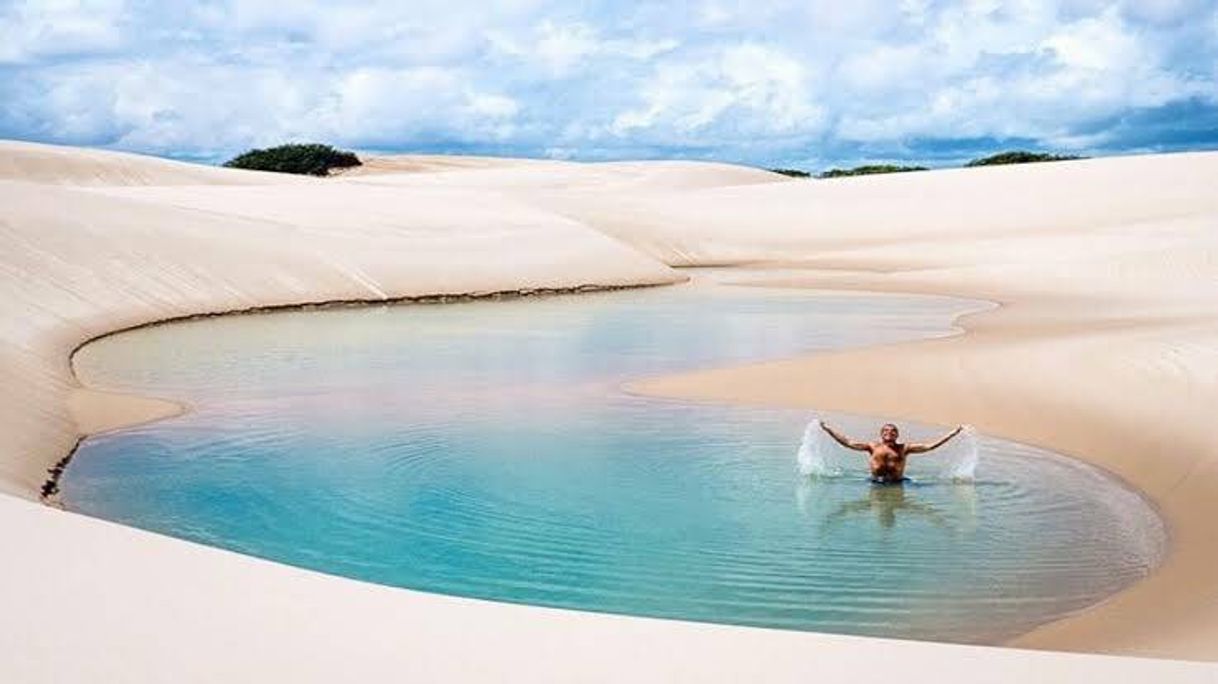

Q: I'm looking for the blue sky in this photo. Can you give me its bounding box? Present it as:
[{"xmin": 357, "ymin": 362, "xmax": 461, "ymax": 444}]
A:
[{"xmin": 1, "ymin": 0, "xmax": 1216, "ymax": 169}]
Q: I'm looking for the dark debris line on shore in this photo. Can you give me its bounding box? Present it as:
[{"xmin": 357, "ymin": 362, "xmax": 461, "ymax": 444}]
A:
[
  {"xmin": 41, "ymin": 439, "xmax": 80, "ymax": 506},
  {"xmin": 45, "ymin": 280, "xmax": 676, "ymax": 508}
]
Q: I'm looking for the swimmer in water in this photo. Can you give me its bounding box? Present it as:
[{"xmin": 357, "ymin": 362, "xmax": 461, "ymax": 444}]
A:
[{"xmin": 820, "ymin": 422, "xmax": 964, "ymax": 484}]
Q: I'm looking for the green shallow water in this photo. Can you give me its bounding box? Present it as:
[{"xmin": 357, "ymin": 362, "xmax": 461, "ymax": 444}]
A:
[{"xmin": 64, "ymin": 282, "xmax": 1166, "ymax": 644}]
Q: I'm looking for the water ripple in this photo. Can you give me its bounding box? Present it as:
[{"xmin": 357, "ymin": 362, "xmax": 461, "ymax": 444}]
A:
[{"xmin": 65, "ymin": 285, "xmax": 1166, "ymax": 644}]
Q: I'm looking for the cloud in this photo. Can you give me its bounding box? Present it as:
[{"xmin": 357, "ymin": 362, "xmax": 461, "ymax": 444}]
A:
[
  {"xmin": 611, "ymin": 43, "xmax": 824, "ymax": 140},
  {"xmin": 831, "ymin": 3, "xmax": 1216, "ymax": 147},
  {"xmin": 0, "ymin": 0, "xmax": 129, "ymax": 64},
  {"xmin": 328, "ymin": 67, "xmax": 520, "ymax": 145},
  {"xmin": 488, "ymin": 20, "xmax": 678, "ymax": 77},
  {"xmin": 0, "ymin": 0, "xmax": 1215, "ymax": 165},
  {"xmin": 1, "ymin": 59, "xmax": 521, "ymax": 157}
]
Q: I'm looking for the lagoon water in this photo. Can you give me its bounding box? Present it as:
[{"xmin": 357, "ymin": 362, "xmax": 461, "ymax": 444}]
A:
[{"xmin": 65, "ymin": 282, "xmax": 1166, "ymax": 643}]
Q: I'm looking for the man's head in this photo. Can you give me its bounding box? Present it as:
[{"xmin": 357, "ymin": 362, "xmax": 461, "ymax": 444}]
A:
[{"xmin": 879, "ymin": 423, "xmax": 900, "ymax": 445}]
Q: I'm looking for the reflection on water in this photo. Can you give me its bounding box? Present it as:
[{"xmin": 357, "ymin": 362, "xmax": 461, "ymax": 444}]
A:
[
  {"xmin": 64, "ymin": 282, "xmax": 1165, "ymax": 644},
  {"xmin": 799, "ymin": 479, "xmax": 978, "ymax": 534},
  {"xmin": 829, "ymin": 485, "xmax": 954, "ymax": 531}
]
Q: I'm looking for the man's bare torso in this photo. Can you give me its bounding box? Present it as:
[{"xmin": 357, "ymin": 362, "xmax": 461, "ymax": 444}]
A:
[{"xmin": 867, "ymin": 442, "xmax": 908, "ymax": 483}]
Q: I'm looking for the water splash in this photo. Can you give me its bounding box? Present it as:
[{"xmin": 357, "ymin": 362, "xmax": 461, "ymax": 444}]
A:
[
  {"xmin": 797, "ymin": 418, "xmax": 979, "ymax": 482},
  {"xmin": 797, "ymin": 418, "xmax": 852, "ymax": 477},
  {"xmin": 930, "ymin": 425, "xmax": 979, "ymax": 482}
]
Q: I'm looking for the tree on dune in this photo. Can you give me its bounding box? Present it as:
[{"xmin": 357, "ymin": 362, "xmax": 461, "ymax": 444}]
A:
[
  {"xmin": 964, "ymin": 150, "xmax": 1084, "ymax": 167},
  {"xmin": 223, "ymin": 143, "xmax": 362, "ymax": 176},
  {"xmin": 817, "ymin": 164, "xmax": 928, "ymax": 179},
  {"xmin": 769, "ymin": 168, "xmax": 811, "ymax": 177}
]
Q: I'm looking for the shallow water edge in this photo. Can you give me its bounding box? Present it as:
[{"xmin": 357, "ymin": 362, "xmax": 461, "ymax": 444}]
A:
[
  {"xmin": 62, "ymin": 276, "xmax": 1167, "ymax": 644},
  {"xmin": 46, "ymin": 280, "xmax": 677, "ymax": 502}
]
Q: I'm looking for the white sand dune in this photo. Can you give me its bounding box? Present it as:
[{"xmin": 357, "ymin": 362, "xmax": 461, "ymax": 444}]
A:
[
  {"xmin": 2, "ymin": 139, "xmax": 1217, "ymax": 681},
  {"xmin": 334, "ymin": 152, "xmax": 563, "ymax": 175},
  {"xmin": 0, "ymin": 144, "xmax": 681, "ymax": 497},
  {"xmin": 0, "ymin": 139, "xmax": 305, "ymax": 186},
  {"xmin": 341, "ymin": 155, "xmax": 786, "ymax": 192},
  {"xmin": 548, "ymin": 153, "xmax": 1218, "ymax": 265}
]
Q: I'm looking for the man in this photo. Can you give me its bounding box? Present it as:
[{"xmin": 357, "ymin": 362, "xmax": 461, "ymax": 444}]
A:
[{"xmin": 820, "ymin": 422, "xmax": 964, "ymax": 484}]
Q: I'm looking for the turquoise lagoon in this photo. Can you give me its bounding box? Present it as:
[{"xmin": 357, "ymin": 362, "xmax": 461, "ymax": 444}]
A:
[{"xmin": 64, "ymin": 282, "xmax": 1165, "ymax": 644}]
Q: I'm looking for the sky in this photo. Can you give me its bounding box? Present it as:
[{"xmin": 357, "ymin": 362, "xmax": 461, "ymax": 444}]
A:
[{"xmin": 1, "ymin": 0, "xmax": 1216, "ymax": 169}]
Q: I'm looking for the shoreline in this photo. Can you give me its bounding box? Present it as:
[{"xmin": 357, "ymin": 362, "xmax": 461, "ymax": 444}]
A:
[
  {"xmin": 66, "ymin": 280, "xmax": 679, "ymax": 364},
  {"xmin": 50, "ymin": 280, "xmax": 680, "ymax": 505},
  {"xmin": 60, "ymin": 274, "xmax": 1168, "ymax": 651},
  {"xmin": 40, "ymin": 389, "xmax": 187, "ymax": 504},
  {"xmin": 626, "ymin": 278, "xmax": 1176, "ymax": 644},
  {"xmin": 627, "ymin": 270, "xmax": 1215, "ymax": 659}
]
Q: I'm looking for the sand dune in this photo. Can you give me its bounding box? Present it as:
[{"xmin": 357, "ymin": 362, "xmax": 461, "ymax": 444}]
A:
[
  {"xmin": 336, "ymin": 152, "xmax": 564, "ymax": 175},
  {"xmin": 2, "ymin": 139, "xmax": 1218, "ymax": 680},
  {"xmin": 0, "ymin": 143, "xmax": 682, "ymax": 498},
  {"xmin": 341, "ymin": 156, "xmax": 786, "ymax": 192},
  {"xmin": 0, "ymin": 139, "xmax": 305, "ymax": 186},
  {"xmin": 550, "ymin": 153, "xmax": 1218, "ymax": 265}
]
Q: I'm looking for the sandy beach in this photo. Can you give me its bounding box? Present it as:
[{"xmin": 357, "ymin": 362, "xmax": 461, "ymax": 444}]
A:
[{"xmin": 2, "ymin": 139, "xmax": 1217, "ymax": 680}]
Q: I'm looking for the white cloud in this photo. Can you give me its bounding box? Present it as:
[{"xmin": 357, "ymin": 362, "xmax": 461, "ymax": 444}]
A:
[
  {"xmin": 465, "ymin": 92, "xmax": 520, "ymax": 119},
  {"xmin": 5, "ymin": 60, "xmax": 520, "ymax": 157},
  {"xmin": 612, "ymin": 43, "xmax": 824, "ymax": 139},
  {"xmin": 0, "ymin": 0, "xmax": 128, "ymax": 64},
  {"xmin": 487, "ymin": 20, "xmax": 678, "ymax": 76},
  {"xmin": 1119, "ymin": 0, "xmax": 1212, "ymax": 26},
  {"xmin": 0, "ymin": 0, "xmax": 1215, "ymax": 163},
  {"xmin": 329, "ymin": 67, "xmax": 521, "ymax": 144},
  {"xmin": 832, "ymin": 3, "xmax": 1215, "ymax": 146}
]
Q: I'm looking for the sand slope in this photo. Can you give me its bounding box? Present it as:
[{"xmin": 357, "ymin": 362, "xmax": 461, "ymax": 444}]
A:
[
  {"xmin": 341, "ymin": 156, "xmax": 786, "ymax": 193},
  {"xmin": 335, "ymin": 152, "xmax": 561, "ymax": 175},
  {"xmin": 0, "ymin": 139, "xmax": 307, "ymax": 186},
  {"xmin": 0, "ymin": 142, "xmax": 682, "ymax": 498},
  {"xmin": 2, "ymin": 139, "xmax": 1218, "ymax": 679},
  {"xmin": 553, "ymin": 153, "xmax": 1218, "ymax": 265}
]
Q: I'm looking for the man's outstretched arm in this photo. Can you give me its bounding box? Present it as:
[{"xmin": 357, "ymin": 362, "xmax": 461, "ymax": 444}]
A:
[
  {"xmin": 820, "ymin": 423, "xmax": 872, "ymax": 452},
  {"xmin": 907, "ymin": 426, "xmax": 965, "ymax": 454}
]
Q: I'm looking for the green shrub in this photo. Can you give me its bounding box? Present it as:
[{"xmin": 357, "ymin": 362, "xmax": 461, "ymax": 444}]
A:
[
  {"xmin": 769, "ymin": 168, "xmax": 811, "ymax": 178},
  {"xmin": 964, "ymin": 150, "xmax": 1083, "ymax": 167},
  {"xmin": 817, "ymin": 164, "xmax": 928, "ymax": 179},
  {"xmin": 223, "ymin": 143, "xmax": 362, "ymax": 176}
]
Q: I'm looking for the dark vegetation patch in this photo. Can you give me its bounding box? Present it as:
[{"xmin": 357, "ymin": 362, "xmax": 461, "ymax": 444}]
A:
[
  {"xmin": 817, "ymin": 164, "xmax": 929, "ymax": 179},
  {"xmin": 770, "ymin": 150, "xmax": 1085, "ymax": 180},
  {"xmin": 769, "ymin": 168, "xmax": 812, "ymax": 177},
  {"xmin": 223, "ymin": 143, "xmax": 362, "ymax": 176},
  {"xmin": 964, "ymin": 150, "xmax": 1084, "ymax": 166}
]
